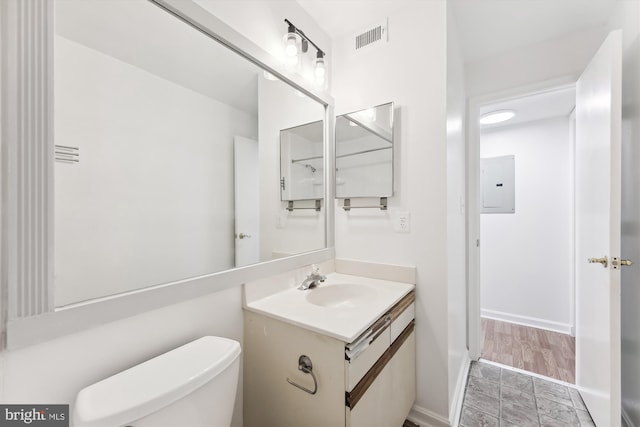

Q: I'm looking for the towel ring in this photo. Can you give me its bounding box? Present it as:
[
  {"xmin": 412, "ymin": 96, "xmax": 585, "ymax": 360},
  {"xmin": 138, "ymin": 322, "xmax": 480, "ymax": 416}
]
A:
[{"xmin": 286, "ymin": 355, "xmax": 318, "ymax": 395}]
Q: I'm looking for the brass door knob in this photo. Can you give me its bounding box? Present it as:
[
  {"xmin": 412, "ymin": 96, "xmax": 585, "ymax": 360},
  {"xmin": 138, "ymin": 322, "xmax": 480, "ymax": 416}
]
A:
[{"xmin": 611, "ymin": 257, "xmax": 633, "ymax": 269}]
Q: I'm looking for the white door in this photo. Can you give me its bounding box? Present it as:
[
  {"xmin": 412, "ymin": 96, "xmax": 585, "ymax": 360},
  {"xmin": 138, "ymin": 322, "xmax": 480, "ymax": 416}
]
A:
[
  {"xmin": 575, "ymin": 30, "xmax": 623, "ymax": 427},
  {"xmin": 234, "ymin": 136, "xmax": 260, "ymax": 267}
]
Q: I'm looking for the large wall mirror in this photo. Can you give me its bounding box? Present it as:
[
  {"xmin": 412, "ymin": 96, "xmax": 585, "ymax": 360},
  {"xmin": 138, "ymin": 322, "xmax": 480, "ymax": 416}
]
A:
[
  {"xmin": 335, "ymin": 102, "xmax": 394, "ymax": 198},
  {"xmin": 53, "ymin": 0, "xmax": 326, "ymax": 306}
]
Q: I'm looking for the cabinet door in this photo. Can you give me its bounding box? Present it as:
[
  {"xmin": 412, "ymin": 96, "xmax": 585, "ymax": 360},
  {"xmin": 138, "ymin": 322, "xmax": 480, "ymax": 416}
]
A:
[
  {"xmin": 347, "ymin": 327, "xmax": 416, "ymax": 427},
  {"xmin": 244, "ymin": 312, "xmax": 345, "ymax": 427},
  {"xmin": 390, "ymin": 329, "xmax": 416, "ymax": 426},
  {"xmin": 346, "ymin": 364, "xmax": 392, "ymax": 427}
]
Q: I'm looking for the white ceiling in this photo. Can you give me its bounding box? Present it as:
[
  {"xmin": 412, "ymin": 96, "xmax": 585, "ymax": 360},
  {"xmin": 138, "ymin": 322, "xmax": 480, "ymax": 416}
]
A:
[
  {"xmin": 451, "ymin": 0, "xmax": 617, "ymax": 63},
  {"xmin": 55, "ymin": 0, "xmax": 260, "ymax": 115},
  {"xmin": 297, "ymin": 0, "xmax": 617, "ymax": 64},
  {"xmin": 480, "ymin": 86, "xmax": 576, "ymax": 130}
]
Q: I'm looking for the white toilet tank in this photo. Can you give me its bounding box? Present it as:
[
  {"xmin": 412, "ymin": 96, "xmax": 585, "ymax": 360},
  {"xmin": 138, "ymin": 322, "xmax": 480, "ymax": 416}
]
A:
[{"xmin": 74, "ymin": 336, "xmax": 241, "ymax": 427}]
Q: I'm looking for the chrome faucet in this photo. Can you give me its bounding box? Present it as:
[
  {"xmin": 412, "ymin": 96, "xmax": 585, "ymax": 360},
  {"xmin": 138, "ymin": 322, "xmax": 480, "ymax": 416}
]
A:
[{"xmin": 298, "ymin": 265, "xmax": 326, "ymax": 290}]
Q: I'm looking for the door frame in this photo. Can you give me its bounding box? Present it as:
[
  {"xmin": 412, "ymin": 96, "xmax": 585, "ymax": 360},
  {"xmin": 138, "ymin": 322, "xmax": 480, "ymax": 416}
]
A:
[{"xmin": 466, "ymin": 77, "xmax": 578, "ymax": 360}]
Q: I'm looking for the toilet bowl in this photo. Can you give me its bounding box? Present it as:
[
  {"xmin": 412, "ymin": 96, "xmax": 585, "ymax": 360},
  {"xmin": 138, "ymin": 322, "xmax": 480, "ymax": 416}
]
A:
[{"xmin": 74, "ymin": 336, "xmax": 241, "ymax": 427}]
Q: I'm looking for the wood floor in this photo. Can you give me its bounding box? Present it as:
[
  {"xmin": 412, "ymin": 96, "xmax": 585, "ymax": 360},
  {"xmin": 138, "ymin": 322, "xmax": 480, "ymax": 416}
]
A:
[{"xmin": 480, "ymin": 318, "xmax": 576, "ymax": 383}]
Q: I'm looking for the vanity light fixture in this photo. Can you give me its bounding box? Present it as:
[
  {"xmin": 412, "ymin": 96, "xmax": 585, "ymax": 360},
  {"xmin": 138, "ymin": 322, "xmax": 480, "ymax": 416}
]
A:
[
  {"xmin": 284, "ymin": 19, "xmax": 327, "ymax": 87},
  {"xmin": 479, "ymin": 109, "xmax": 516, "ymax": 125}
]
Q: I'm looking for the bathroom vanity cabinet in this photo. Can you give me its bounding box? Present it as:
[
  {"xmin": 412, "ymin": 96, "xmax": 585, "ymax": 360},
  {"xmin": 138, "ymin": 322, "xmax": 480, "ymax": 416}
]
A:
[{"xmin": 244, "ymin": 291, "xmax": 415, "ymax": 427}]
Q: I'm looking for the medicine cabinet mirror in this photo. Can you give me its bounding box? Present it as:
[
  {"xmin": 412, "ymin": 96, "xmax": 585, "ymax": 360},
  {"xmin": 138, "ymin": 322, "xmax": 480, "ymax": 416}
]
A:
[
  {"xmin": 52, "ymin": 0, "xmax": 327, "ymax": 306},
  {"xmin": 335, "ymin": 102, "xmax": 394, "ymax": 198},
  {"xmin": 280, "ymin": 121, "xmax": 324, "ymax": 201}
]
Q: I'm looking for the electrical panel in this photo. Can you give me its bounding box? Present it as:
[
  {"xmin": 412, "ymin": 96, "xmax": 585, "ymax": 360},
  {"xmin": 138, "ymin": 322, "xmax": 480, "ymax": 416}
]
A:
[{"xmin": 481, "ymin": 155, "xmax": 515, "ymax": 214}]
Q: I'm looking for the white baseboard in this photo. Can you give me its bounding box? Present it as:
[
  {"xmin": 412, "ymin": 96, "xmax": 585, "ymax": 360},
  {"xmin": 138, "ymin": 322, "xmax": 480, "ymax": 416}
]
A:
[
  {"xmin": 408, "ymin": 405, "xmax": 451, "ymax": 427},
  {"xmin": 481, "ymin": 309, "xmax": 574, "ymax": 335},
  {"xmin": 623, "ymin": 406, "xmax": 636, "ymax": 427},
  {"xmin": 407, "ymin": 354, "xmax": 471, "ymax": 427},
  {"xmin": 449, "ymin": 353, "xmax": 471, "ymax": 427}
]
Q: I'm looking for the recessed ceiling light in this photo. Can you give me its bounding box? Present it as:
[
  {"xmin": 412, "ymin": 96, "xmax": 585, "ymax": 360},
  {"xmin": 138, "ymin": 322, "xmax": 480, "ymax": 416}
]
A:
[{"xmin": 479, "ymin": 110, "xmax": 516, "ymax": 125}]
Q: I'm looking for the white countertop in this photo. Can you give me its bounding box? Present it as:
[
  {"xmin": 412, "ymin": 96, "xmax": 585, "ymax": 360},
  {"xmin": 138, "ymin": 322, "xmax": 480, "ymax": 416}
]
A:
[{"xmin": 244, "ymin": 273, "xmax": 415, "ymax": 343}]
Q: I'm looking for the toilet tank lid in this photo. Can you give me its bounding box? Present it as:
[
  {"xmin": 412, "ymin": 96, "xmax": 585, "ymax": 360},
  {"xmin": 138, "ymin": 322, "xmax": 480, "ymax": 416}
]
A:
[{"xmin": 74, "ymin": 336, "xmax": 241, "ymax": 427}]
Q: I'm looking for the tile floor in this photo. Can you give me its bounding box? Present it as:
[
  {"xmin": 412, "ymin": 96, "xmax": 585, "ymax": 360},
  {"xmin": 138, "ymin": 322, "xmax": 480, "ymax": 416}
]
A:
[{"xmin": 459, "ymin": 361, "xmax": 595, "ymax": 427}]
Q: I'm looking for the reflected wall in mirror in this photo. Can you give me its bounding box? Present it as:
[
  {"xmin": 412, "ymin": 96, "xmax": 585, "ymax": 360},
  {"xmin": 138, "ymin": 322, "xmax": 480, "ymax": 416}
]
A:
[
  {"xmin": 280, "ymin": 121, "xmax": 324, "ymax": 201},
  {"xmin": 335, "ymin": 102, "xmax": 394, "ymax": 198},
  {"xmin": 54, "ymin": 0, "xmax": 325, "ymax": 306}
]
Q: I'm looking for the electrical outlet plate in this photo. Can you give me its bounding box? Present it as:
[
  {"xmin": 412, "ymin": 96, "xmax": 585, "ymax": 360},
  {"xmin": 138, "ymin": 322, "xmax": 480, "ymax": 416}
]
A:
[{"xmin": 394, "ymin": 212, "xmax": 410, "ymax": 233}]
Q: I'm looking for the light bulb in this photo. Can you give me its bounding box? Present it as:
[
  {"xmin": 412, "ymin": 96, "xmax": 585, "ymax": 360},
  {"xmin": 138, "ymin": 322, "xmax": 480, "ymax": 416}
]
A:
[
  {"xmin": 314, "ymin": 60, "xmax": 325, "ymax": 78},
  {"xmin": 283, "ymin": 32, "xmax": 301, "ymax": 71},
  {"xmin": 313, "ymin": 56, "xmax": 326, "ymax": 87},
  {"xmin": 285, "ymin": 34, "xmax": 298, "ymax": 57}
]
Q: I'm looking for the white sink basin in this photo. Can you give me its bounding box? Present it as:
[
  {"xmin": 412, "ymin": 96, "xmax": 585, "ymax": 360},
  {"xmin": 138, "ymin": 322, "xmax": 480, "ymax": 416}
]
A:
[
  {"xmin": 244, "ymin": 273, "xmax": 414, "ymax": 342},
  {"xmin": 305, "ymin": 284, "xmax": 378, "ymax": 308}
]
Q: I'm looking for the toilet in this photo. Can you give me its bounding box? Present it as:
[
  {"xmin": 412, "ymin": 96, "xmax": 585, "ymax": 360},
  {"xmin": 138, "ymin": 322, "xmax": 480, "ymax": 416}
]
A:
[{"xmin": 74, "ymin": 336, "xmax": 241, "ymax": 427}]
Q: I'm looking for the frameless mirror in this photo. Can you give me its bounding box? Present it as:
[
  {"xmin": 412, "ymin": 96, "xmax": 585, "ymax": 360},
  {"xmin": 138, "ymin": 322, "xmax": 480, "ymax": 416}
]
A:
[
  {"xmin": 280, "ymin": 121, "xmax": 324, "ymax": 201},
  {"xmin": 53, "ymin": 0, "xmax": 325, "ymax": 306},
  {"xmin": 335, "ymin": 102, "xmax": 394, "ymax": 198}
]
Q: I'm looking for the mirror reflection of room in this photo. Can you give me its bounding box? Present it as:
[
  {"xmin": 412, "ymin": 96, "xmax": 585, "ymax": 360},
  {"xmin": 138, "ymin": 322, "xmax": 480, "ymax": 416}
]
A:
[
  {"xmin": 280, "ymin": 120, "xmax": 324, "ymax": 202},
  {"xmin": 53, "ymin": 0, "xmax": 325, "ymax": 306}
]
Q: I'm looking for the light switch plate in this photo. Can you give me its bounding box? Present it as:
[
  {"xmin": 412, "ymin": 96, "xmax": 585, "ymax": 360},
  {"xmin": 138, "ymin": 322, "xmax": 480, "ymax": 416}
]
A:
[{"xmin": 394, "ymin": 212, "xmax": 411, "ymax": 233}]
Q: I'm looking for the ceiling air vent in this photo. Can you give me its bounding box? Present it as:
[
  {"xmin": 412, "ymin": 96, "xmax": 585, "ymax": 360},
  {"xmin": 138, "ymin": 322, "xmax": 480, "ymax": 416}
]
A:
[{"xmin": 355, "ymin": 19, "xmax": 388, "ymax": 51}]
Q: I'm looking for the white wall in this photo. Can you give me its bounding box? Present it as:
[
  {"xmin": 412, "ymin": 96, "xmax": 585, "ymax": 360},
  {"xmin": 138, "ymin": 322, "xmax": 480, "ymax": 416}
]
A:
[
  {"xmin": 480, "ymin": 117, "xmax": 573, "ymax": 333},
  {"xmin": 446, "ymin": 1, "xmax": 469, "ymax": 421},
  {"xmin": 54, "ymin": 35, "xmax": 257, "ymax": 306},
  {"xmin": 0, "ymin": 287, "xmax": 244, "ymax": 425},
  {"xmin": 608, "ymin": 2, "xmax": 640, "ymax": 426},
  {"xmin": 0, "ymin": 3, "xmax": 331, "ymax": 427},
  {"xmin": 332, "ymin": 1, "xmax": 460, "ymax": 424}
]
